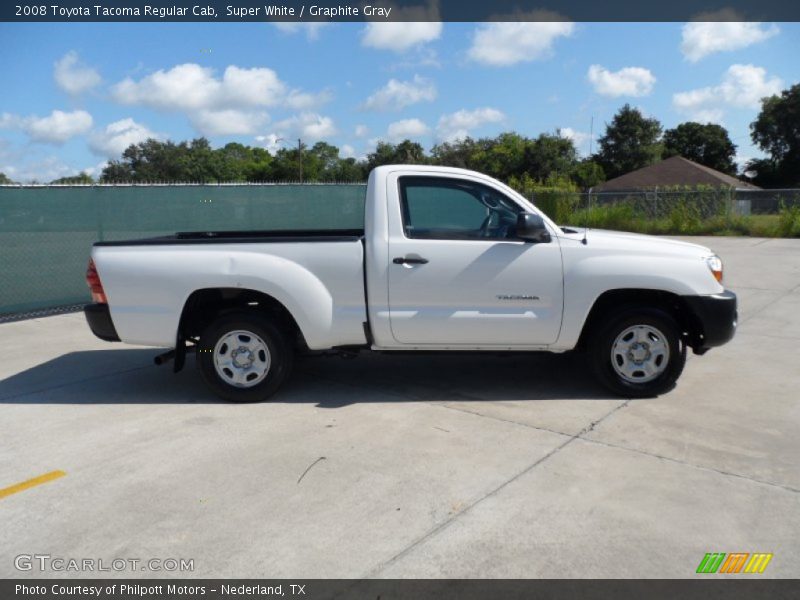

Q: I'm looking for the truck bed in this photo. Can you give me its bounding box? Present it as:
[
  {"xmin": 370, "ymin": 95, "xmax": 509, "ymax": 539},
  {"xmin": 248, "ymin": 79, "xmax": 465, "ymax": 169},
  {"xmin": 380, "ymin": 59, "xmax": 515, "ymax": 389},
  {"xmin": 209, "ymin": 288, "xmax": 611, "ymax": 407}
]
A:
[
  {"xmin": 92, "ymin": 232, "xmax": 368, "ymax": 349},
  {"xmin": 94, "ymin": 229, "xmax": 365, "ymax": 247}
]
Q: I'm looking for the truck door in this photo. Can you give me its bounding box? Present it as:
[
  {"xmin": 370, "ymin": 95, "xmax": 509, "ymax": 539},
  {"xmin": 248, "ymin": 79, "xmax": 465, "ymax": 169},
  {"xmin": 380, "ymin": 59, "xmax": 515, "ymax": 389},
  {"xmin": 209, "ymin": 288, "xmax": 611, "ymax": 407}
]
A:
[{"xmin": 386, "ymin": 174, "xmax": 564, "ymax": 346}]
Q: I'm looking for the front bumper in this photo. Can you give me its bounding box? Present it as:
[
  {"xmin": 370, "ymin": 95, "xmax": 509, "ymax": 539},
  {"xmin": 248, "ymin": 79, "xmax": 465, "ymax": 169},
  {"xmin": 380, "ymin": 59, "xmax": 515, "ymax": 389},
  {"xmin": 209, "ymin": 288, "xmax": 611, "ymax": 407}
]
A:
[
  {"xmin": 682, "ymin": 290, "xmax": 737, "ymax": 351},
  {"xmin": 84, "ymin": 303, "xmax": 120, "ymax": 342}
]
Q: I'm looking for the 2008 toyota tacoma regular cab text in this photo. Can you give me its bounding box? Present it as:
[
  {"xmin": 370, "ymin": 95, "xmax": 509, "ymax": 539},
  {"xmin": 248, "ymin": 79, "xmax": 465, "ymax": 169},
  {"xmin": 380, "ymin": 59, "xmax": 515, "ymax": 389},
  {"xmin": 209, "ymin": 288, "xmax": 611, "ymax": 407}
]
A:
[{"xmin": 84, "ymin": 165, "xmax": 737, "ymax": 401}]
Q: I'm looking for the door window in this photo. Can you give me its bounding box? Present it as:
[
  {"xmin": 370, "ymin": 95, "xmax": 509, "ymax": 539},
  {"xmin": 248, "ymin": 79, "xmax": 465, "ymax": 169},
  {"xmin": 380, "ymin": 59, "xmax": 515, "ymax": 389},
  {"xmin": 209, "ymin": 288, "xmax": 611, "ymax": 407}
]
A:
[{"xmin": 399, "ymin": 176, "xmax": 522, "ymax": 240}]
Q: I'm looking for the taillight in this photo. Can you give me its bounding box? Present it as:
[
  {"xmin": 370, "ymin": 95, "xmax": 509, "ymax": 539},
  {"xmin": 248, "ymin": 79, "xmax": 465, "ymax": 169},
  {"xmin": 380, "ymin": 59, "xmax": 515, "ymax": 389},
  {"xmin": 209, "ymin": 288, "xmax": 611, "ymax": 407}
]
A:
[{"xmin": 86, "ymin": 258, "xmax": 108, "ymax": 304}]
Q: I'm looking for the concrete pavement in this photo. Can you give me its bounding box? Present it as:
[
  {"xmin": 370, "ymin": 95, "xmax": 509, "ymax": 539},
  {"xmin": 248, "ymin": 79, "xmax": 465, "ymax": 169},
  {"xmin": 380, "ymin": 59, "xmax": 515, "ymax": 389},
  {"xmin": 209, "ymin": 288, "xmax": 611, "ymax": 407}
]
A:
[{"xmin": 0, "ymin": 236, "xmax": 798, "ymax": 578}]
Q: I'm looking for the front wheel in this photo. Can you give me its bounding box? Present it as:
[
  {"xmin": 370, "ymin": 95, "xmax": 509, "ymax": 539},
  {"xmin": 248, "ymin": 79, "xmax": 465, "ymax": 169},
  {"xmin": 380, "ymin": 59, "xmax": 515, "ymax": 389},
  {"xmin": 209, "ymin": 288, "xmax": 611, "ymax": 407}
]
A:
[
  {"xmin": 589, "ymin": 308, "xmax": 686, "ymax": 398},
  {"xmin": 197, "ymin": 312, "xmax": 293, "ymax": 402}
]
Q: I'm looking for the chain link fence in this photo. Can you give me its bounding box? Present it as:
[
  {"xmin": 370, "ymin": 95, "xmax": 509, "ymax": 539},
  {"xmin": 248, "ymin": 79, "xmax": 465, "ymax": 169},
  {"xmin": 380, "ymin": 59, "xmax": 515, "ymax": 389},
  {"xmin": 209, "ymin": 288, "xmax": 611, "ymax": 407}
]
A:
[
  {"xmin": 0, "ymin": 183, "xmax": 366, "ymax": 316},
  {"xmin": 530, "ymin": 188, "xmax": 800, "ymax": 229},
  {"xmin": 1, "ymin": 183, "xmax": 799, "ymax": 318}
]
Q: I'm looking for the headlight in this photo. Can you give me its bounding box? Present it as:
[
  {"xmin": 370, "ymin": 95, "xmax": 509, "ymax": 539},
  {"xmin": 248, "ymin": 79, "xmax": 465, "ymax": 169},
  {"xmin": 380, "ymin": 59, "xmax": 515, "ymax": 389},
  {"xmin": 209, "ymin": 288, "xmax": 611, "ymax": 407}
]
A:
[{"xmin": 706, "ymin": 255, "xmax": 723, "ymax": 283}]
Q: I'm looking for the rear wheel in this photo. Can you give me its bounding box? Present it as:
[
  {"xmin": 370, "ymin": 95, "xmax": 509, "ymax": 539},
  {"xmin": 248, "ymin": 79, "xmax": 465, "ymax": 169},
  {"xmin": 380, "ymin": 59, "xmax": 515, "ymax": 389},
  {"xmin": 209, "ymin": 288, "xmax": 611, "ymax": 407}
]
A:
[
  {"xmin": 197, "ymin": 312, "xmax": 293, "ymax": 402},
  {"xmin": 589, "ymin": 308, "xmax": 685, "ymax": 398}
]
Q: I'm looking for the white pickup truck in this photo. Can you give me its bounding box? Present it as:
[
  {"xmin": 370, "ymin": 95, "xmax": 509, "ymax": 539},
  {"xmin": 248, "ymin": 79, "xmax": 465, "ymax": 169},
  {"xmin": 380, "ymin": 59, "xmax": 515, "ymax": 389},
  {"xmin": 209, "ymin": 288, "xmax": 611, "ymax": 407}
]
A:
[{"xmin": 85, "ymin": 165, "xmax": 736, "ymax": 401}]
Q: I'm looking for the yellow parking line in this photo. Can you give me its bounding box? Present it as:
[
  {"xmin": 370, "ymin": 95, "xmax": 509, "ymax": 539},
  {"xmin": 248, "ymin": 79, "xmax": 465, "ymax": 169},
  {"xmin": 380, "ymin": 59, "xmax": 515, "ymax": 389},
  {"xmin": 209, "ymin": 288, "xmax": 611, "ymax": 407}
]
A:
[{"xmin": 0, "ymin": 470, "xmax": 66, "ymax": 500}]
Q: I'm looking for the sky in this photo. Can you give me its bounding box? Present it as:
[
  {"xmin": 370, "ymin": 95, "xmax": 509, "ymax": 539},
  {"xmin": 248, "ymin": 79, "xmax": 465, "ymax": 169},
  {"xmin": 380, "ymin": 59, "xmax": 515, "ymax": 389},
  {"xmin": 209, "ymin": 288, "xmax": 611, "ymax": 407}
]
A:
[{"xmin": 0, "ymin": 20, "xmax": 797, "ymax": 182}]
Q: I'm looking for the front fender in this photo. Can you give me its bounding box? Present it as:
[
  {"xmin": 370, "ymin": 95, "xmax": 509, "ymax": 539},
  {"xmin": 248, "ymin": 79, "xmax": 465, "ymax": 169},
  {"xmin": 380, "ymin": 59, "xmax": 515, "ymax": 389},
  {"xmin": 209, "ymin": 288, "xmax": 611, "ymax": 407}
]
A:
[{"xmin": 554, "ymin": 249, "xmax": 723, "ymax": 350}]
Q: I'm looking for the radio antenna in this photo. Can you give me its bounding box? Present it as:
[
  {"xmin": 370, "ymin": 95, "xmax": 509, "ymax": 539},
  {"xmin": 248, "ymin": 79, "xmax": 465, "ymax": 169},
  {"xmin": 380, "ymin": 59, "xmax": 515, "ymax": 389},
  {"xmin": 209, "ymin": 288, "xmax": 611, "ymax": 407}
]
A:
[
  {"xmin": 580, "ymin": 115, "xmax": 594, "ymax": 246},
  {"xmin": 582, "ymin": 188, "xmax": 590, "ymax": 245}
]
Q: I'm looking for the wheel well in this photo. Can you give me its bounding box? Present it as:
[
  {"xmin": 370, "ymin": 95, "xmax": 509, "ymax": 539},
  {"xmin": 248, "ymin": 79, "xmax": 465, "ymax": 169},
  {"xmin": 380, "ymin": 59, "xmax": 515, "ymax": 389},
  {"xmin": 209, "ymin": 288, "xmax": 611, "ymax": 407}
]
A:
[
  {"xmin": 577, "ymin": 289, "xmax": 701, "ymax": 350},
  {"xmin": 178, "ymin": 288, "xmax": 305, "ymax": 348}
]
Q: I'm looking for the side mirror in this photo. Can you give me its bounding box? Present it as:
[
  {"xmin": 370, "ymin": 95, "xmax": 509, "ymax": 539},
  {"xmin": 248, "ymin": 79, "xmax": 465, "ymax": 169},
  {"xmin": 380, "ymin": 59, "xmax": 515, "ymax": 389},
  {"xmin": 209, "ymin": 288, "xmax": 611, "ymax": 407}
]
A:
[{"xmin": 516, "ymin": 213, "xmax": 552, "ymax": 243}]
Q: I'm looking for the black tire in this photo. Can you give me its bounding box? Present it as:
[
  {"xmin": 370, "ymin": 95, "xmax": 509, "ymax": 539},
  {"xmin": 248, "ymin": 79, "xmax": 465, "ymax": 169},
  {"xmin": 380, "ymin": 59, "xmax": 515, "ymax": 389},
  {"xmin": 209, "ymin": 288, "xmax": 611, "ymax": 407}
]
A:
[
  {"xmin": 589, "ymin": 307, "xmax": 686, "ymax": 398},
  {"xmin": 196, "ymin": 311, "xmax": 293, "ymax": 402}
]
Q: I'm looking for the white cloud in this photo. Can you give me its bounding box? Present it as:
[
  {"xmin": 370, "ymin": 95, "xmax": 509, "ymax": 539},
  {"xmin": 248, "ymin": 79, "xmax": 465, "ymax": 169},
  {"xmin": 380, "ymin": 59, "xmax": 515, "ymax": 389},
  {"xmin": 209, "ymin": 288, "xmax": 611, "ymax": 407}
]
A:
[
  {"xmin": 54, "ymin": 51, "xmax": 101, "ymax": 95},
  {"xmin": 1, "ymin": 156, "xmax": 75, "ymax": 183},
  {"xmin": 28, "ymin": 110, "xmax": 93, "ymax": 143},
  {"xmin": 285, "ymin": 88, "xmax": 333, "ymax": 110},
  {"xmin": 468, "ymin": 15, "xmax": 574, "ymax": 66},
  {"xmin": 362, "ymin": 9, "xmax": 442, "ymax": 53},
  {"xmin": 673, "ymin": 64, "xmax": 783, "ymax": 122},
  {"xmin": 89, "ymin": 118, "xmax": 160, "ymax": 157},
  {"xmin": 191, "ymin": 110, "xmax": 270, "ymax": 136},
  {"xmin": 273, "ymin": 113, "xmax": 337, "ymax": 141},
  {"xmin": 5, "ymin": 110, "xmax": 94, "ymax": 144},
  {"xmin": 436, "ymin": 107, "xmax": 505, "ymax": 142},
  {"xmin": 717, "ymin": 64, "xmax": 782, "ymax": 108},
  {"xmin": 362, "ymin": 22, "xmax": 441, "ymax": 52},
  {"xmin": 734, "ymin": 154, "xmax": 753, "ymax": 173},
  {"xmin": 362, "ymin": 75, "xmax": 437, "ymax": 111},
  {"xmin": 672, "ymin": 88, "xmax": 725, "ymax": 123},
  {"xmin": 111, "ymin": 63, "xmax": 330, "ymax": 137},
  {"xmin": 0, "ymin": 113, "xmax": 20, "ymax": 129},
  {"xmin": 385, "ymin": 48, "xmax": 442, "ymax": 71},
  {"xmin": 254, "ymin": 133, "xmax": 285, "ymax": 153},
  {"xmin": 681, "ymin": 12, "xmax": 779, "ymax": 62},
  {"xmin": 82, "ymin": 160, "xmax": 109, "ymax": 177},
  {"xmin": 113, "ymin": 64, "xmax": 232, "ymax": 111},
  {"xmin": 111, "ymin": 64, "xmax": 308, "ymax": 112},
  {"xmin": 559, "ymin": 128, "xmax": 592, "ymax": 155},
  {"xmin": 587, "ymin": 65, "xmax": 656, "ymax": 97},
  {"xmin": 354, "ymin": 124, "xmax": 369, "ymax": 138},
  {"xmin": 340, "ymin": 144, "xmax": 356, "ymax": 158},
  {"xmin": 221, "ymin": 65, "xmax": 288, "ymax": 107},
  {"xmin": 386, "ymin": 118, "xmax": 430, "ymax": 142},
  {"xmin": 272, "ymin": 22, "xmax": 330, "ymax": 41}
]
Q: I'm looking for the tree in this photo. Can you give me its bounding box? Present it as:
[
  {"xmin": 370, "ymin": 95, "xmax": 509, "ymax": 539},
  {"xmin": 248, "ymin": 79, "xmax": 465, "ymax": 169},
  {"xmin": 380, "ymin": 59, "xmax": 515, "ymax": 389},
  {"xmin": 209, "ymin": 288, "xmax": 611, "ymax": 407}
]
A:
[
  {"xmin": 595, "ymin": 104, "xmax": 663, "ymax": 179},
  {"xmin": 663, "ymin": 122, "xmax": 737, "ymax": 174},
  {"xmin": 328, "ymin": 157, "xmax": 367, "ymax": 182},
  {"xmin": 99, "ymin": 161, "xmax": 134, "ymax": 182},
  {"xmin": 749, "ymin": 84, "xmax": 800, "ymax": 187},
  {"xmin": 365, "ymin": 142, "xmax": 397, "ymax": 171},
  {"xmin": 305, "ymin": 141, "xmax": 342, "ymax": 180},
  {"xmin": 51, "ymin": 172, "xmax": 94, "ymax": 184},
  {"xmin": 88, "ymin": 130, "xmax": 612, "ymax": 188},
  {"xmin": 216, "ymin": 142, "xmax": 272, "ymax": 181},
  {"xmin": 176, "ymin": 138, "xmax": 220, "ymax": 182},
  {"xmin": 393, "ymin": 140, "xmax": 427, "ymax": 164},
  {"xmin": 430, "ymin": 133, "xmax": 579, "ymax": 184},
  {"xmin": 268, "ymin": 144, "xmax": 305, "ymax": 181},
  {"xmin": 430, "ymin": 138, "xmax": 480, "ymax": 169},
  {"xmin": 476, "ymin": 132, "xmax": 529, "ymax": 181},
  {"xmin": 101, "ymin": 138, "xmax": 188, "ymax": 182},
  {"xmin": 523, "ymin": 133, "xmax": 578, "ymax": 181},
  {"xmin": 365, "ymin": 140, "xmax": 426, "ymax": 172},
  {"xmin": 0, "ymin": 172, "xmax": 14, "ymax": 184},
  {"xmin": 100, "ymin": 138, "xmax": 276, "ymax": 183},
  {"xmin": 572, "ymin": 159, "xmax": 605, "ymax": 189}
]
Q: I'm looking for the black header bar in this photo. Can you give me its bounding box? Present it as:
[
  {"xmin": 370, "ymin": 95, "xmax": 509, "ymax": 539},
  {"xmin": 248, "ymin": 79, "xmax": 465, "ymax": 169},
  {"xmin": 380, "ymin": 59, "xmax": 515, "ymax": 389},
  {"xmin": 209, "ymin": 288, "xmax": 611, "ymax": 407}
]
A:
[
  {"xmin": 3, "ymin": 579, "xmax": 800, "ymax": 600},
  {"xmin": 3, "ymin": 0, "xmax": 799, "ymax": 23}
]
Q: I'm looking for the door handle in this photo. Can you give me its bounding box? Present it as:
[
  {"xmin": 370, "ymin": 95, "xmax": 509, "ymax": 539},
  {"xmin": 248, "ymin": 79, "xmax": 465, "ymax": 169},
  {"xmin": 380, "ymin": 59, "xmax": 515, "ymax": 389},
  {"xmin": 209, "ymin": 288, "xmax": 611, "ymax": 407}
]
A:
[{"xmin": 393, "ymin": 256, "xmax": 429, "ymax": 265}]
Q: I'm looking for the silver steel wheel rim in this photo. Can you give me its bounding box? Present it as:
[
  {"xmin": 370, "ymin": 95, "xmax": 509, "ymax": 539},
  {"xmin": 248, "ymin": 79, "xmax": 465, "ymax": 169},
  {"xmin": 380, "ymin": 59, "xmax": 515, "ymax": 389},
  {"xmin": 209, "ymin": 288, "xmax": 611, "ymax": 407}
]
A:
[
  {"xmin": 611, "ymin": 324, "xmax": 670, "ymax": 384},
  {"xmin": 213, "ymin": 330, "xmax": 271, "ymax": 388}
]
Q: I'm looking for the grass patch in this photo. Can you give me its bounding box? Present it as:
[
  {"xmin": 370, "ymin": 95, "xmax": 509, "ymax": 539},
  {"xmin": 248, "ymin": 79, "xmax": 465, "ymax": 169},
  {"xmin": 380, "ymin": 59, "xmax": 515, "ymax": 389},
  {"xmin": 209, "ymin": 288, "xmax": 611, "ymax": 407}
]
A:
[{"xmin": 563, "ymin": 207, "xmax": 798, "ymax": 238}]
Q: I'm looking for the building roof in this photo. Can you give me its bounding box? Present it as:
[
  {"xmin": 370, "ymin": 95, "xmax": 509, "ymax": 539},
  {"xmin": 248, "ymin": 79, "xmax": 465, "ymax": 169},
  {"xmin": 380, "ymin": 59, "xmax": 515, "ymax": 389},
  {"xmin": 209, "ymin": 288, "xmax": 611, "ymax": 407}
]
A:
[{"xmin": 594, "ymin": 156, "xmax": 761, "ymax": 191}]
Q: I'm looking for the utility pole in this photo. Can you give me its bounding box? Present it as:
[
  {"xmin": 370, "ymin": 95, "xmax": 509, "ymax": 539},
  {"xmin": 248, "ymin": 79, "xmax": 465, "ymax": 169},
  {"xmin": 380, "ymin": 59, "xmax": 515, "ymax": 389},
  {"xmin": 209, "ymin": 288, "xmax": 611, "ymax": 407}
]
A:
[
  {"xmin": 589, "ymin": 116, "xmax": 594, "ymax": 156},
  {"xmin": 297, "ymin": 138, "xmax": 304, "ymax": 183}
]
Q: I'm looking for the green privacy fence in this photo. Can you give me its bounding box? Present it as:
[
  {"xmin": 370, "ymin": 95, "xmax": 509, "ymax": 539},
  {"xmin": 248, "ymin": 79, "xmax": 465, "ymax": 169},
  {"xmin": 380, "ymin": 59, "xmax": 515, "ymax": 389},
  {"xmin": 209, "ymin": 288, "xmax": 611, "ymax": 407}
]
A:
[{"xmin": 0, "ymin": 184, "xmax": 367, "ymax": 316}]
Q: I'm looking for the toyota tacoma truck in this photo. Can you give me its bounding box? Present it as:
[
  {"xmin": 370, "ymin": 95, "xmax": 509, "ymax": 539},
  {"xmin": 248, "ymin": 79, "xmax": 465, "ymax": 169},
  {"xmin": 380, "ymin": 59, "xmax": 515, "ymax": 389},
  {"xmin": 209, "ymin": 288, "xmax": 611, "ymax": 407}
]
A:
[{"xmin": 84, "ymin": 165, "xmax": 737, "ymax": 401}]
